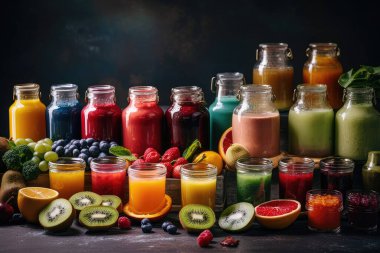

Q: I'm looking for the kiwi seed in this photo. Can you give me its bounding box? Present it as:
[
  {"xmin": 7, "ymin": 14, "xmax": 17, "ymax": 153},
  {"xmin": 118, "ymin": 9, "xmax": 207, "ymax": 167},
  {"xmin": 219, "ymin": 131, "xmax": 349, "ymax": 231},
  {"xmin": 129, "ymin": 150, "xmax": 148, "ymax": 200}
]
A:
[{"xmin": 69, "ymin": 191, "xmax": 102, "ymax": 211}]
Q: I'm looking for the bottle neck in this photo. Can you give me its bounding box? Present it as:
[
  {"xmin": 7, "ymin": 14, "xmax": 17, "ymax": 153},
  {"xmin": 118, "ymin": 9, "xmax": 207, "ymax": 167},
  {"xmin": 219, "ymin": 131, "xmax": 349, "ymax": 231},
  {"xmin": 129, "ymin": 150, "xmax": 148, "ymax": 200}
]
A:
[
  {"xmin": 171, "ymin": 86, "xmax": 205, "ymax": 105},
  {"xmin": 14, "ymin": 83, "xmax": 40, "ymax": 101},
  {"xmin": 88, "ymin": 94, "xmax": 115, "ymax": 105},
  {"xmin": 307, "ymin": 43, "xmax": 339, "ymax": 60},
  {"xmin": 128, "ymin": 86, "xmax": 159, "ymax": 106},
  {"xmin": 344, "ymin": 87, "xmax": 375, "ymax": 106},
  {"xmin": 86, "ymin": 85, "xmax": 116, "ymax": 106},
  {"xmin": 216, "ymin": 84, "xmax": 240, "ymax": 100},
  {"xmin": 256, "ymin": 44, "xmax": 292, "ymax": 67}
]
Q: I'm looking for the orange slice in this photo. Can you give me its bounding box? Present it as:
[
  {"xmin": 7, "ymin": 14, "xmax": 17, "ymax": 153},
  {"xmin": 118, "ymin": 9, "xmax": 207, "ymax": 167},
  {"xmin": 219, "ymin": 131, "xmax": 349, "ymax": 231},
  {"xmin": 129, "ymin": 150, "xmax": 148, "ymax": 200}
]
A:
[{"xmin": 123, "ymin": 195, "xmax": 172, "ymax": 222}]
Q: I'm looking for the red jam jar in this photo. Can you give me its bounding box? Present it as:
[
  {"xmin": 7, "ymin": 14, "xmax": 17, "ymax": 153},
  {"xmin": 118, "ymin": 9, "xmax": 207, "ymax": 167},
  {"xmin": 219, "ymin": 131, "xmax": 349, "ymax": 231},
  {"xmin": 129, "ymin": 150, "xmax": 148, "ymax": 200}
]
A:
[
  {"xmin": 279, "ymin": 157, "xmax": 314, "ymax": 207},
  {"xmin": 306, "ymin": 189, "xmax": 343, "ymax": 233},
  {"xmin": 165, "ymin": 86, "xmax": 210, "ymax": 152},
  {"xmin": 320, "ymin": 157, "xmax": 354, "ymax": 198},
  {"xmin": 81, "ymin": 85, "xmax": 122, "ymax": 142},
  {"xmin": 122, "ymin": 86, "xmax": 164, "ymax": 156},
  {"xmin": 347, "ymin": 190, "xmax": 379, "ymax": 232}
]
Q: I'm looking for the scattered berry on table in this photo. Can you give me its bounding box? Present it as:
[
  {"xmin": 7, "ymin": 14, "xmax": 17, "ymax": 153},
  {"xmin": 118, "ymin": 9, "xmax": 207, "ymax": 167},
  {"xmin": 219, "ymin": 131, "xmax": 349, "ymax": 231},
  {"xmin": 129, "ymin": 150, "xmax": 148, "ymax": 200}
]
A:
[
  {"xmin": 162, "ymin": 221, "xmax": 173, "ymax": 231},
  {"xmin": 141, "ymin": 223, "xmax": 153, "ymax": 233},
  {"xmin": 197, "ymin": 230, "xmax": 213, "ymax": 247},
  {"xmin": 220, "ymin": 236, "xmax": 240, "ymax": 247},
  {"xmin": 141, "ymin": 218, "xmax": 151, "ymax": 225},
  {"xmin": 9, "ymin": 213, "xmax": 25, "ymax": 225},
  {"xmin": 166, "ymin": 224, "xmax": 177, "ymax": 235},
  {"xmin": 118, "ymin": 216, "xmax": 131, "ymax": 230},
  {"xmin": 161, "ymin": 147, "xmax": 180, "ymax": 162}
]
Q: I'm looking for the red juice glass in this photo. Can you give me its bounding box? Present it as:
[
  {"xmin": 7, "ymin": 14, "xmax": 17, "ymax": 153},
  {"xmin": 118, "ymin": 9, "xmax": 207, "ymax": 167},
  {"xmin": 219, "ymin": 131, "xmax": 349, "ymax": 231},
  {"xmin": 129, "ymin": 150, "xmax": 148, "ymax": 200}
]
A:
[
  {"xmin": 165, "ymin": 86, "xmax": 210, "ymax": 152},
  {"xmin": 279, "ymin": 157, "xmax": 314, "ymax": 207},
  {"xmin": 122, "ymin": 86, "xmax": 164, "ymax": 156},
  {"xmin": 91, "ymin": 156, "xmax": 127, "ymax": 201},
  {"xmin": 81, "ymin": 85, "xmax": 122, "ymax": 142}
]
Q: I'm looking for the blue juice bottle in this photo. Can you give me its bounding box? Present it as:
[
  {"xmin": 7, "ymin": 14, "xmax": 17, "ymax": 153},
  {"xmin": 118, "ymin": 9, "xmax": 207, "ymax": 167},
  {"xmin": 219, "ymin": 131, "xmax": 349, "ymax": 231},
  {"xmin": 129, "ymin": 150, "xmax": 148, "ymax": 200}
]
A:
[
  {"xmin": 209, "ymin": 73, "xmax": 244, "ymax": 151},
  {"xmin": 46, "ymin": 84, "xmax": 82, "ymax": 140}
]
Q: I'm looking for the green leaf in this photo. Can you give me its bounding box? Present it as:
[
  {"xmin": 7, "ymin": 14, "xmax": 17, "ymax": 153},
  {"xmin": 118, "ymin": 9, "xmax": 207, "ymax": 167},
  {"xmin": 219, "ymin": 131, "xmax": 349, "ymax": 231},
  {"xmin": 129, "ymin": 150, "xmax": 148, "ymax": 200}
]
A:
[
  {"xmin": 339, "ymin": 65, "xmax": 380, "ymax": 88},
  {"xmin": 109, "ymin": 146, "xmax": 137, "ymax": 161},
  {"xmin": 183, "ymin": 139, "xmax": 202, "ymax": 161},
  {"xmin": 8, "ymin": 141, "xmax": 16, "ymax": 149}
]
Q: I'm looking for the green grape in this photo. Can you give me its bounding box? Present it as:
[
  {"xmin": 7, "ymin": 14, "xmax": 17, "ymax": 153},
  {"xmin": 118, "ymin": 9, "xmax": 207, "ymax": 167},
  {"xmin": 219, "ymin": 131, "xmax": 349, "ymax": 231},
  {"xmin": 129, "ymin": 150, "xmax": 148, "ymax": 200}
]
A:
[
  {"xmin": 38, "ymin": 160, "xmax": 49, "ymax": 172},
  {"xmin": 25, "ymin": 138, "xmax": 34, "ymax": 144},
  {"xmin": 15, "ymin": 138, "xmax": 27, "ymax": 146},
  {"xmin": 44, "ymin": 151, "xmax": 58, "ymax": 162},
  {"xmin": 31, "ymin": 156, "xmax": 41, "ymax": 164},
  {"xmin": 43, "ymin": 138, "xmax": 53, "ymax": 146},
  {"xmin": 43, "ymin": 143, "xmax": 52, "ymax": 152},
  {"xmin": 35, "ymin": 143, "xmax": 46, "ymax": 153},
  {"xmin": 27, "ymin": 142, "xmax": 37, "ymax": 151},
  {"xmin": 33, "ymin": 151, "xmax": 45, "ymax": 159}
]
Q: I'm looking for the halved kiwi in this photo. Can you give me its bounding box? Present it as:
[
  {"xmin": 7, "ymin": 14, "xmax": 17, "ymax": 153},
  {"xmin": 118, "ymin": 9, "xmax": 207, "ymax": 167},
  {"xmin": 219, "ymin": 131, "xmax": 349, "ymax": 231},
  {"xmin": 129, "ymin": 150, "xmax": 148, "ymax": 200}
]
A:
[
  {"xmin": 101, "ymin": 195, "xmax": 122, "ymax": 212},
  {"xmin": 218, "ymin": 202, "xmax": 255, "ymax": 232},
  {"xmin": 69, "ymin": 191, "xmax": 102, "ymax": 211},
  {"xmin": 38, "ymin": 198, "xmax": 75, "ymax": 232},
  {"xmin": 79, "ymin": 206, "xmax": 118, "ymax": 230},
  {"xmin": 179, "ymin": 204, "xmax": 215, "ymax": 233}
]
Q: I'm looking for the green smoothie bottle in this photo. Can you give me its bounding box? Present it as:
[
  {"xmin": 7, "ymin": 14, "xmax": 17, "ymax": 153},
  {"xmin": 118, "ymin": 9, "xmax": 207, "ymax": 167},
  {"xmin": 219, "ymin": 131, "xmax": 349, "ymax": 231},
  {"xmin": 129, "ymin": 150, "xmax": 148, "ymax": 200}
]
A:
[
  {"xmin": 362, "ymin": 151, "xmax": 380, "ymax": 193},
  {"xmin": 335, "ymin": 87, "xmax": 380, "ymax": 161},
  {"xmin": 209, "ymin": 73, "xmax": 243, "ymax": 151}
]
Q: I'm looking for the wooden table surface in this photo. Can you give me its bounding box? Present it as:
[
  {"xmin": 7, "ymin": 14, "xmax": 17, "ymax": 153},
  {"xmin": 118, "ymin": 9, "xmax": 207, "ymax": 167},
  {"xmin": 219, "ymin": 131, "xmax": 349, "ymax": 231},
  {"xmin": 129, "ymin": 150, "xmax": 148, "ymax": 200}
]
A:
[{"xmin": 1, "ymin": 169, "xmax": 379, "ymax": 253}]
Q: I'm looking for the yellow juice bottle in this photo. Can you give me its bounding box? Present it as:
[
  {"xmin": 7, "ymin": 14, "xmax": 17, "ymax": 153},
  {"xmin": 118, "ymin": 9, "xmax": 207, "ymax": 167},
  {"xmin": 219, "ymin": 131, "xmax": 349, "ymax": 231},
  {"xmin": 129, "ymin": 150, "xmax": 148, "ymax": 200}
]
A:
[{"xmin": 9, "ymin": 83, "xmax": 46, "ymax": 141}]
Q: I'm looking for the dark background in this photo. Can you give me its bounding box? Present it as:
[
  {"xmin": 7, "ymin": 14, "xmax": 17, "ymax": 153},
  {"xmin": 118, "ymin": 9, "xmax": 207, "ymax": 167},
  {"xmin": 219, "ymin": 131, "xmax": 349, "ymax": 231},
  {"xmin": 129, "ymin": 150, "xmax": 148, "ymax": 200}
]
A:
[{"xmin": 1, "ymin": 0, "xmax": 379, "ymax": 137}]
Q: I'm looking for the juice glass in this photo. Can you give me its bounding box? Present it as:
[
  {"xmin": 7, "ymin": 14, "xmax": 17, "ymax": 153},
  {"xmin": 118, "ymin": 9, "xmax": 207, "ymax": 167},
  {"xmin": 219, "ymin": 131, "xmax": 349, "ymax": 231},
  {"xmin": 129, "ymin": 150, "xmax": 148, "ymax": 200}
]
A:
[
  {"xmin": 236, "ymin": 157, "xmax": 273, "ymax": 206},
  {"xmin": 279, "ymin": 157, "xmax": 314, "ymax": 207},
  {"xmin": 49, "ymin": 158, "xmax": 86, "ymax": 199},
  {"xmin": 181, "ymin": 163, "xmax": 217, "ymax": 209},
  {"xmin": 90, "ymin": 156, "xmax": 127, "ymax": 201},
  {"xmin": 306, "ymin": 189, "xmax": 343, "ymax": 233},
  {"xmin": 128, "ymin": 163, "xmax": 166, "ymax": 214}
]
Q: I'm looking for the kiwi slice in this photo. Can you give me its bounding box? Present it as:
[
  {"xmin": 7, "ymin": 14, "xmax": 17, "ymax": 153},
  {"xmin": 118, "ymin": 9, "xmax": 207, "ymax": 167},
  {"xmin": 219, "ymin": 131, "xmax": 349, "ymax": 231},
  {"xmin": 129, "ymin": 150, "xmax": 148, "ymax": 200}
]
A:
[
  {"xmin": 101, "ymin": 195, "xmax": 122, "ymax": 212},
  {"xmin": 179, "ymin": 204, "xmax": 215, "ymax": 233},
  {"xmin": 69, "ymin": 191, "xmax": 102, "ymax": 211},
  {"xmin": 218, "ymin": 202, "xmax": 255, "ymax": 232},
  {"xmin": 38, "ymin": 198, "xmax": 75, "ymax": 232},
  {"xmin": 79, "ymin": 206, "xmax": 118, "ymax": 230}
]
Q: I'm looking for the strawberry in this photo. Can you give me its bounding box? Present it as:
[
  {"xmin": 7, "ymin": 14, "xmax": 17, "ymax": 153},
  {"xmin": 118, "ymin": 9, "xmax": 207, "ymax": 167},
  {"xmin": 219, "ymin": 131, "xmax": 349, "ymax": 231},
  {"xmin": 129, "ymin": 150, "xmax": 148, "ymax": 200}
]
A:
[
  {"xmin": 145, "ymin": 151, "xmax": 161, "ymax": 163},
  {"xmin": 161, "ymin": 162, "xmax": 173, "ymax": 178},
  {"xmin": 161, "ymin": 147, "xmax": 180, "ymax": 162},
  {"xmin": 172, "ymin": 165, "xmax": 181, "ymax": 179},
  {"xmin": 173, "ymin": 157, "xmax": 187, "ymax": 167},
  {"xmin": 144, "ymin": 148, "xmax": 159, "ymax": 160},
  {"xmin": 197, "ymin": 230, "xmax": 213, "ymax": 247},
  {"xmin": 132, "ymin": 159, "xmax": 145, "ymax": 165},
  {"xmin": 118, "ymin": 216, "xmax": 131, "ymax": 229}
]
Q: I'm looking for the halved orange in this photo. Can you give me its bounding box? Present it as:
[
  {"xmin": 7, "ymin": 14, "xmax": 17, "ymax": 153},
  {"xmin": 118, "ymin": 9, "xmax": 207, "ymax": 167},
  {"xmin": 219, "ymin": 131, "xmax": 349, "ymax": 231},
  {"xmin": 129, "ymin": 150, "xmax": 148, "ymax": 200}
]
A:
[
  {"xmin": 255, "ymin": 199, "xmax": 301, "ymax": 230},
  {"xmin": 123, "ymin": 194, "xmax": 172, "ymax": 222},
  {"xmin": 218, "ymin": 127, "xmax": 233, "ymax": 163}
]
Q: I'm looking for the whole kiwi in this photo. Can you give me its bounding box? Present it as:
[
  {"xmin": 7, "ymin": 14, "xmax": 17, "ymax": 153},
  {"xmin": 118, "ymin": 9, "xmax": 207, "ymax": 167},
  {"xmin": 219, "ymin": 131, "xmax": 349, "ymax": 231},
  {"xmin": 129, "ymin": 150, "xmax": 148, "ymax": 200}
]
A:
[
  {"xmin": 0, "ymin": 170, "xmax": 26, "ymax": 210},
  {"xmin": 0, "ymin": 137, "xmax": 10, "ymax": 172}
]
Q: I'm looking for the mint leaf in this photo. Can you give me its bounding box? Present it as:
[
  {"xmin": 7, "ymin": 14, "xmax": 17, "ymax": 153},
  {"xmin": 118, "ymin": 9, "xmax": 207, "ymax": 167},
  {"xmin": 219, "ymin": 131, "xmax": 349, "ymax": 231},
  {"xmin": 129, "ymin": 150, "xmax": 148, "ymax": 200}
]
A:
[
  {"xmin": 339, "ymin": 65, "xmax": 380, "ymax": 88},
  {"xmin": 109, "ymin": 146, "xmax": 137, "ymax": 161}
]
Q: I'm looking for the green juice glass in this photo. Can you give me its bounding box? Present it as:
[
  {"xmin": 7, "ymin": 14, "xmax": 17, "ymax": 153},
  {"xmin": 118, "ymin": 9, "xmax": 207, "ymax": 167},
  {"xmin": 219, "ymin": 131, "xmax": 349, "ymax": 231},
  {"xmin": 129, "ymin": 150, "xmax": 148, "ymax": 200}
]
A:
[{"xmin": 236, "ymin": 157, "xmax": 273, "ymax": 206}]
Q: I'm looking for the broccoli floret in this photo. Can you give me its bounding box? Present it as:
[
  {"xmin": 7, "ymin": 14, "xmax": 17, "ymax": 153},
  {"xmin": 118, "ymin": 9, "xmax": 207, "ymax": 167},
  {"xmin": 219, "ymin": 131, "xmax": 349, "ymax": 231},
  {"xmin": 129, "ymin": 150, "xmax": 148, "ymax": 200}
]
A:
[
  {"xmin": 22, "ymin": 160, "xmax": 40, "ymax": 181},
  {"xmin": 2, "ymin": 149, "xmax": 22, "ymax": 171},
  {"xmin": 13, "ymin": 145, "xmax": 33, "ymax": 163}
]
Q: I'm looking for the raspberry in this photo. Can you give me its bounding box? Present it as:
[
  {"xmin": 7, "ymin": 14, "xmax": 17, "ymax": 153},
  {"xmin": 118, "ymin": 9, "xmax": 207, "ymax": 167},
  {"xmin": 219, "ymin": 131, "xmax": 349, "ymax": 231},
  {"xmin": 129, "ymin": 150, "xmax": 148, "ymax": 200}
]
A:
[
  {"xmin": 133, "ymin": 159, "xmax": 145, "ymax": 165},
  {"xmin": 173, "ymin": 157, "xmax": 187, "ymax": 167},
  {"xmin": 118, "ymin": 216, "xmax": 131, "ymax": 229},
  {"xmin": 145, "ymin": 152, "xmax": 161, "ymax": 163},
  {"xmin": 162, "ymin": 147, "xmax": 181, "ymax": 162},
  {"xmin": 197, "ymin": 230, "xmax": 213, "ymax": 247},
  {"xmin": 144, "ymin": 148, "xmax": 159, "ymax": 160},
  {"xmin": 220, "ymin": 236, "xmax": 239, "ymax": 247},
  {"xmin": 172, "ymin": 165, "xmax": 181, "ymax": 179},
  {"xmin": 161, "ymin": 162, "xmax": 173, "ymax": 178}
]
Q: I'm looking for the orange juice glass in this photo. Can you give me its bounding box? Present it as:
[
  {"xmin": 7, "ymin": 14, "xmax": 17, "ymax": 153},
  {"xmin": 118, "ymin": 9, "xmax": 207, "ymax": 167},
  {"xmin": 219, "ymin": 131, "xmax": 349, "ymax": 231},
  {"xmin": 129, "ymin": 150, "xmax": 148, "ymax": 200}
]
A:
[
  {"xmin": 49, "ymin": 158, "xmax": 86, "ymax": 199},
  {"xmin": 9, "ymin": 83, "xmax": 46, "ymax": 141},
  {"xmin": 128, "ymin": 163, "xmax": 166, "ymax": 214},
  {"xmin": 181, "ymin": 163, "xmax": 217, "ymax": 209}
]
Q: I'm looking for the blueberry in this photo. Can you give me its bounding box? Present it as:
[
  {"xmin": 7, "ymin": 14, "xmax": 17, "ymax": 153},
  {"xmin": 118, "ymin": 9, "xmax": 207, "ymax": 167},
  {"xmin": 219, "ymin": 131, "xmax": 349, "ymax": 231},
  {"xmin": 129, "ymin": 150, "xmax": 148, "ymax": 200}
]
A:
[
  {"xmin": 89, "ymin": 146, "xmax": 100, "ymax": 157},
  {"xmin": 78, "ymin": 153, "xmax": 89, "ymax": 163},
  {"xmin": 166, "ymin": 224, "xmax": 177, "ymax": 235},
  {"xmin": 80, "ymin": 139, "xmax": 88, "ymax": 149},
  {"xmin": 87, "ymin": 157, "xmax": 93, "ymax": 165},
  {"xmin": 100, "ymin": 140, "xmax": 108, "ymax": 145},
  {"xmin": 55, "ymin": 146, "xmax": 64, "ymax": 157},
  {"xmin": 110, "ymin": 143, "xmax": 118, "ymax": 148},
  {"xmin": 52, "ymin": 144, "xmax": 57, "ymax": 152},
  {"xmin": 161, "ymin": 221, "xmax": 173, "ymax": 231},
  {"xmin": 141, "ymin": 218, "xmax": 151, "ymax": 225},
  {"xmin": 10, "ymin": 213, "xmax": 26, "ymax": 225},
  {"xmin": 110, "ymin": 141, "xmax": 118, "ymax": 146},
  {"xmin": 56, "ymin": 139, "xmax": 65, "ymax": 147},
  {"xmin": 141, "ymin": 223, "xmax": 153, "ymax": 233},
  {"xmin": 92, "ymin": 142, "xmax": 99, "ymax": 147},
  {"xmin": 86, "ymin": 138, "xmax": 95, "ymax": 146},
  {"xmin": 100, "ymin": 142, "xmax": 110, "ymax": 153},
  {"xmin": 98, "ymin": 152, "xmax": 107, "ymax": 158},
  {"xmin": 69, "ymin": 144, "xmax": 77, "ymax": 151},
  {"xmin": 64, "ymin": 148, "xmax": 73, "ymax": 157},
  {"xmin": 80, "ymin": 148, "xmax": 90, "ymax": 156},
  {"xmin": 73, "ymin": 149, "xmax": 80, "ymax": 157}
]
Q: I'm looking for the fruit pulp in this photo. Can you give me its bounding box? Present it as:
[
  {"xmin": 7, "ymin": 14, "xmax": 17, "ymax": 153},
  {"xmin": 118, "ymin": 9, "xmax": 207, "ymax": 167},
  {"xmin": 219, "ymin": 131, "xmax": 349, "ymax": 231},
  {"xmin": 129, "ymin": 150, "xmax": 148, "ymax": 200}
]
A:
[
  {"xmin": 128, "ymin": 176, "xmax": 166, "ymax": 214},
  {"xmin": 9, "ymin": 99, "xmax": 46, "ymax": 141},
  {"xmin": 49, "ymin": 169, "xmax": 85, "ymax": 199},
  {"xmin": 232, "ymin": 112, "xmax": 280, "ymax": 158},
  {"xmin": 81, "ymin": 102, "xmax": 122, "ymax": 142},
  {"xmin": 181, "ymin": 177, "xmax": 216, "ymax": 209},
  {"xmin": 237, "ymin": 172, "xmax": 271, "ymax": 206},
  {"xmin": 209, "ymin": 96, "xmax": 239, "ymax": 151},
  {"xmin": 347, "ymin": 192, "xmax": 379, "ymax": 231},
  {"xmin": 256, "ymin": 200, "xmax": 299, "ymax": 216},
  {"xmin": 91, "ymin": 169, "xmax": 126, "ymax": 201},
  {"xmin": 165, "ymin": 101, "xmax": 210, "ymax": 152},
  {"xmin": 279, "ymin": 171, "xmax": 313, "ymax": 207},
  {"xmin": 122, "ymin": 101, "xmax": 163, "ymax": 156},
  {"xmin": 320, "ymin": 170, "xmax": 353, "ymax": 198}
]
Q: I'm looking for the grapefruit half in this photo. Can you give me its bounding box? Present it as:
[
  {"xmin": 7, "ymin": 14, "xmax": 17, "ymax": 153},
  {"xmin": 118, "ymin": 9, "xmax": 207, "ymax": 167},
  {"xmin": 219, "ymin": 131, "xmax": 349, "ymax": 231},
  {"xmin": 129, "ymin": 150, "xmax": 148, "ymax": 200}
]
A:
[
  {"xmin": 218, "ymin": 127, "xmax": 233, "ymax": 163},
  {"xmin": 255, "ymin": 199, "xmax": 301, "ymax": 229}
]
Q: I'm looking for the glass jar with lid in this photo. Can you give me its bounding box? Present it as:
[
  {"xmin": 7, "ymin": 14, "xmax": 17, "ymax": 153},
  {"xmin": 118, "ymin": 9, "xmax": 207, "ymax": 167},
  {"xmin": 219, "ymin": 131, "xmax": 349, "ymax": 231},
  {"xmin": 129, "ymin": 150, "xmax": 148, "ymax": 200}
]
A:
[
  {"xmin": 232, "ymin": 85, "xmax": 280, "ymax": 157},
  {"xmin": 288, "ymin": 84, "xmax": 334, "ymax": 157},
  {"xmin": 253, "ymin": 43, "xmax": 294, "ymax": 110}
]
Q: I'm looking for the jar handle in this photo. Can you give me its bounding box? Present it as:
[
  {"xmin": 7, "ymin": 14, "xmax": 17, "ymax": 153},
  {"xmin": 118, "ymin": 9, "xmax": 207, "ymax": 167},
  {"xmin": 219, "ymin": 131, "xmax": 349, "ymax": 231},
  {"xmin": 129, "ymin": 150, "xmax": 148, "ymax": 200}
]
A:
[
  {"xmin": 305, "ymin": 47, "xmax": 311, "ymax": 57},
  {"xmin": 286, "ymin": 48, "xmax": 293, "ymax": 60},
  {"xmin": 292, "ymin": 88, "xmax": 298, "ymax": 101},
  {"xmin": 210, "ymin": 76, "xmax": 216, "ymax": 93},
  {"xmin": 255, "ymin": 49, "xmax": 260, "ymax": 61},
  {"xmin": 336, "ymin": 47, "xmax": 341, "ymax": 57},
  {"xmin": 85, "ymin": 90, "xmax": 88, "ymax": 103}
]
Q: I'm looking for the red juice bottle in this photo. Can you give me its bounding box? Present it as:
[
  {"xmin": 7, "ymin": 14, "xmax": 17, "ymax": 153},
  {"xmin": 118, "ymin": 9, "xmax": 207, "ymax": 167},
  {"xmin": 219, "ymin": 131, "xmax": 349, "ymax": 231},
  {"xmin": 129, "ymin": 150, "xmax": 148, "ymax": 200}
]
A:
[
  {"xmin": 165, "ymin": 86, "xmax": 210, "ymax": 152},
  {"xmin": 81, "ymin": 85, "xmax": 122, "ymax": 142},
  {"xmin": 122, "ymin": 86, "xmax": 164, "ymax": 156}
]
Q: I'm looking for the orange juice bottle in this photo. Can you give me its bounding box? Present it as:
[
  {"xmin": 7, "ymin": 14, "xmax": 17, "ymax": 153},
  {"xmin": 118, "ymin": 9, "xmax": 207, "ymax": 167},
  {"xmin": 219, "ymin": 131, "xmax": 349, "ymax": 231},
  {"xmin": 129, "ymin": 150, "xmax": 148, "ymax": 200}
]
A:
[
  {"xmin": 303, "ymin": 43, "xmax": 343, "ymax": 109},
  {"xmin": 9, "ymin": 83, "xmax": 46, "ymax": 141},
  {"xmin": 128, "ymin": 163, "xmax": 167, "ymax": 214}
]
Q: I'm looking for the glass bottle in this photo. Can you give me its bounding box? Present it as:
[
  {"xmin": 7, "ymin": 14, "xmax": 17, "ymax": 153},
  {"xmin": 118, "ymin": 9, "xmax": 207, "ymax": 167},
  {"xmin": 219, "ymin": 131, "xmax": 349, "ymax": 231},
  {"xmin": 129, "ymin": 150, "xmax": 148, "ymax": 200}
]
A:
[
  {"xmin": 81, "ymin": 85, "xmax": 122, "ymax": 142},
  {"xmin": 303, "ymin": 43, "xmax": 343, "ymax": 109},
  {"xmin": 232, "ymin": 85, "xmax": 280, "ymax": 157},
  {"xmin": 253, "ymin": 43, "xmax": 294, "ymax": 110},
  {"xmin": 288, "ymin": 84, "xmax": 334, "ymax": 157},
  {"xmin": 122, "ymin": 86, "xmax": 164, "ymax": 156},
  {"xmin": 335, "ymin": 87, "xmax": 380, "ymax": 161},
  {"xmin": 9, "ymin": 83, "xmax": 46, "ymax": 141},
  {"xmin": 165, "ymin": 86, "xmax": 209, "ymax": 152},
  {"xmin": 46, "ymin": 84, "xmax": 82, "ymax": 141},
  {"xmin": 209, "ymin": 72, "xmax": 243, "ymax": 151},
  {"xmin": 362, "ymin": 151, "xmax": 380, "ymax": 193}
]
